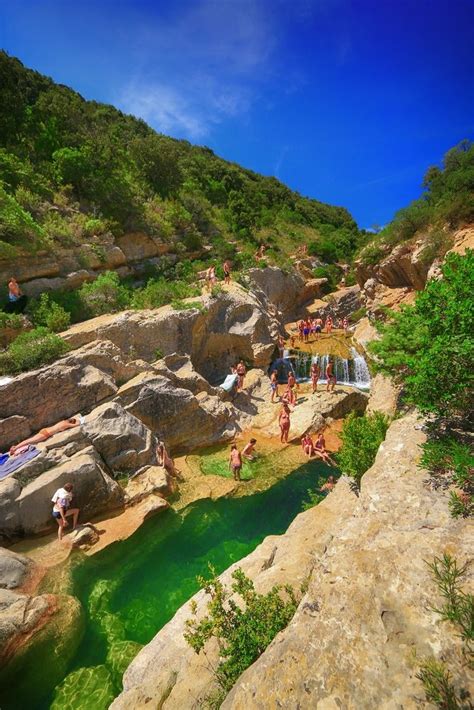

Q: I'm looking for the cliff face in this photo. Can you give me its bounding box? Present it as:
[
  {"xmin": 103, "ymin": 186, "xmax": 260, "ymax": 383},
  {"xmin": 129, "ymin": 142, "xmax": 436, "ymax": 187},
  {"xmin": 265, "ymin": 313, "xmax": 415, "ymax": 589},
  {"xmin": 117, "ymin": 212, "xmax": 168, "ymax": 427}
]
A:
[{"xmin": 112, "ymin": 411, "xmax": 473, "ymax": 708}]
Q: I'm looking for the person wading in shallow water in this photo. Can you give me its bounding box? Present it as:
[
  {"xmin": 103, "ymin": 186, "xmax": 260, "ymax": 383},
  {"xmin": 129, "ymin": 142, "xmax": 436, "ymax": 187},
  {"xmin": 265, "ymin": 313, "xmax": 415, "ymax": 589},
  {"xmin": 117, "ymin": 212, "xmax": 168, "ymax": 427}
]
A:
[{"xmin": 229, "ymin": 444, "xmax": 242, "ymax": 481}]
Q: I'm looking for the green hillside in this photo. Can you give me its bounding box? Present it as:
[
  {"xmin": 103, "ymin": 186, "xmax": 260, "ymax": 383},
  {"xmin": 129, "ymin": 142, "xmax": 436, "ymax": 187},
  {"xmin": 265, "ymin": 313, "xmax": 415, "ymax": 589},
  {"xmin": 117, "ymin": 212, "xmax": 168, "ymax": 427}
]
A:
[{"xmin": 0, "ymin": 51, "xmax": 364, "ymax": 267}]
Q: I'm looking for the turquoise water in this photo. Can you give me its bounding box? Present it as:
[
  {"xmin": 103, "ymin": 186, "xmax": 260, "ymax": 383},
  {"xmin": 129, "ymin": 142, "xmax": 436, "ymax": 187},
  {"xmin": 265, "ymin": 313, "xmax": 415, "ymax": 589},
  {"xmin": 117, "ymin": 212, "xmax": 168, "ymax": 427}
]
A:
[{"xmin": 0, "ymin": 458, "xmax": 336, "ymax": 710}]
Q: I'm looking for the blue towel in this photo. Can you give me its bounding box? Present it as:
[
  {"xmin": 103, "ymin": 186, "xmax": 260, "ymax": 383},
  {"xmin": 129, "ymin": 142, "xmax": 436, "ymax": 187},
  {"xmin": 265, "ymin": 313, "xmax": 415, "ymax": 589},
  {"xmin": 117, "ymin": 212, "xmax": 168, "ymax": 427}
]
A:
[
  {"xmin": 0, "ymin": 446, "xmax": 40, "ymax": 480},
  {"xmin": 219, "ymin": 374, "xmax": 239, "ymax": 392}
]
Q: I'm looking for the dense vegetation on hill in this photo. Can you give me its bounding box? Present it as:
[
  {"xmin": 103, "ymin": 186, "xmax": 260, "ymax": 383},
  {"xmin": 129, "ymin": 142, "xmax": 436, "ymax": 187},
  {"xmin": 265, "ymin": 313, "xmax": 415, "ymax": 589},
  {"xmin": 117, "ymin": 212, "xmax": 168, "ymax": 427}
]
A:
[
  {"xmin": 359, "ymin": 140, "xmax": 474, "ymax": 265},
  {"xmin": 0, "ymin": 51, "xmax": 364, "ymax": 267}
]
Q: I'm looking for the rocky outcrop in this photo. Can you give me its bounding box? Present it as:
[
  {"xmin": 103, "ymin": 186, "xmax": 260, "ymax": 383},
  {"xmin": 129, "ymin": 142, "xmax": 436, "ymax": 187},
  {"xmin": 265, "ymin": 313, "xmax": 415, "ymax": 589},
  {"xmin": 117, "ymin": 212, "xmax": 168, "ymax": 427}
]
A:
[
  {"xmin": 355, "ymin": 238, "xmax": 431, "ymax": 290},
  {"xmin": 0, "ymin": 548, "xmax": 34, "ymax": 590},
  {"xmin": 114, "ymin": 412, "xmax": 473, "ymax": 709},
  {"xmin": 246, "ymin": 266, "xmax": 326, "ymax": 319},
  {"xmin": 322, "ymin": 284, "xmax": 363, "ymax": 318}
]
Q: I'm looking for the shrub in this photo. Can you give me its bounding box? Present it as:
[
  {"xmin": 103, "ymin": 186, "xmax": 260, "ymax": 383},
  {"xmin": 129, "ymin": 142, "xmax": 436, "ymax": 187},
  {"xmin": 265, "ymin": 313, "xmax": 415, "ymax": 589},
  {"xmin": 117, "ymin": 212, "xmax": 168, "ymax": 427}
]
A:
[
  {"xmin": 419, "ymin": 438, "xmax": 473, "ymax": 492},
  {"xmin": 131, "ymin": 278, "xmax": 199, "ymax": 310},
  {"xmin": 448, "ymin": 491, "xmax": 473, "ymax": 519},
  {"xmin": 210, "ymin": 284, "xmax": 223, "ymax": 298},
  {"xmin": 79, "ymin": 271, "xmax": 130, "ymax": 316},
  {"xmin": 0, "ymin": 312, "xmax": 23, "ymax": 329},
  {"xmin": 350, "ymin": 306, "xmax": 367, "ymax": 322},
  {"xmin": 170, "ymin": 299, "xmax": 205, "ymax": 312},
  {"xmin": 369, "ymin": 251, "xmax": 474, "ymax": 419},
  {"xmin": 416, "ymin": 658, "xmax": 461, "ymax": 709},
  {"xmin": 30, "ymin": 293, "xmax": 71, "ymax": 332},
  {"xmin": 0, "ymin": 327, "xmax": 69, "ymax": 374},
  {"xmin": 359, "ymin": 242, "xmax": 386, "ymax": 266},
  {"xmin": 313, "ymin": 264, "xmax": 343, "ymax": 293},
  {"xmin": 336, "ymin": 411, "xmax": 389, "ymax": 487},
  {"xmin": 185, "ymin": 566, "xmax": 297, "ymax": 695}
]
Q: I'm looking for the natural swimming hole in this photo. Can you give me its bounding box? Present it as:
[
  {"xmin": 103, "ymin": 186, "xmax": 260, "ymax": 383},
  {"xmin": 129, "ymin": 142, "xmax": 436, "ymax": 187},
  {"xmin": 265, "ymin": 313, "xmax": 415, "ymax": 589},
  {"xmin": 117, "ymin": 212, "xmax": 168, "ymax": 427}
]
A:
[{"xmin": 0, "ymin": 451, "xmax": 337, "ymax": 710}]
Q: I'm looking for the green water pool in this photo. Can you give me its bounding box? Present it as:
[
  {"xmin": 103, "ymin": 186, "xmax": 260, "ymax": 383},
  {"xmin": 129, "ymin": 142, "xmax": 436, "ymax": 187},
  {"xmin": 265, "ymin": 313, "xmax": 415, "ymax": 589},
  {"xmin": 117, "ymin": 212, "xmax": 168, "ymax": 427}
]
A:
[{"xmin": 0, "ymin": 457, "xmax": 336, "ymax": 710}]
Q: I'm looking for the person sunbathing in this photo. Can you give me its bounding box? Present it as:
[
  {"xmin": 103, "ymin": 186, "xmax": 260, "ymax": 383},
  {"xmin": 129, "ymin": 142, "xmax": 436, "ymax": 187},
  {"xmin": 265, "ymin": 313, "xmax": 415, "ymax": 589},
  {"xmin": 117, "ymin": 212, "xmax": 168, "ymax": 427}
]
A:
[
  {"xmin": 313, "ymin": 432, "xmax": 337, "ymax": 466},
  {"xmin": 9, "ymin": 418, "xmax": 79, "ymax": 455},
  {"xmin": 301, "ymin": 433, "xmax": 314, "ymax": 458}
]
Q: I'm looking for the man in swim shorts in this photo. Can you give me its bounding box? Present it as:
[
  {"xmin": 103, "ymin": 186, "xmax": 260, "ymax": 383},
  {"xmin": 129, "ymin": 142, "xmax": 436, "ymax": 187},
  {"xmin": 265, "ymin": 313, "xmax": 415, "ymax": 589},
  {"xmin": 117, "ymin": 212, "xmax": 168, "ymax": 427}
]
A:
[
  {"xmin": 326, "ymin": 360, "xmax": 336, "ymax": 392},
  {"xmin": 229, "ymin": 444, "xmax": 242, "ymax": 481},
  {"xmin": 51, "ymin": 483, "xmax": 80, "ymax": 541}
]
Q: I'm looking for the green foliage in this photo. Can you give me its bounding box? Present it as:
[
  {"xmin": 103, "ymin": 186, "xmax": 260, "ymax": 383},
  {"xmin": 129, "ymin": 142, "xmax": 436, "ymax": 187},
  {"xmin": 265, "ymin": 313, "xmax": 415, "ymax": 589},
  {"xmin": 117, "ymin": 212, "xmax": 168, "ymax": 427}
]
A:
[
  {"xmin": 130, "ymin": 278, "xmax": 199, "ymax": 310},
  {"xmin": 369, "ymin": 251, "xmax": 474, "ymax": 418},
  {"xmin": 78, "ymin": 271, "xmax": 131, "ymax": 317},
  {"xmin": 210, "ymin": 284, "xmax": 223, "ymax": 298},
  {"xmin": 185, "ymin": 566, "xmax": 297, "ymax": 695},
  {"xmin": 313, "ymin": 264, "xmax": 343, "ymax": 293},
  {"xmin": 0, "ymin": 326, "xmax": 69, "ymax": 374},
  {"xmin": 349, "ymin": 306, "xmax": 367, "ymax": 322},
  {"xmin": 358, "ymin": 140, "xmax": 474, "ymax": 265},
  {"xmin": 416, "ymin": 658, "xmax": 461, "ymax": 709},
  {"xmin": 301, "ymin": 489, "xmax": 325, "ymax": 511},
  {"xmin": 336, "ymin": 411, "xmax": 389, "ymax": 486},
  {"xmin": 170, "ymin": 299, "xmax": 205, "ymax": 312},
  {"xmin": 0, "ymin": 51, "xmax": 363, "ymax": 264},
  {"xmin": 448, "ymin": 491, "xmax": 473, "ymax": 519},
  {"xmin": 30, "ymin": 293, "xmax": 71, "ymax": 332},
  {"xmin": 419, "ymin": 438, "xmax": 473, "ymax": 492},
  {"xmin": 427, "ymin": 554, "xmax": 474, "ymax": 658},
  {"xmin": 0, "ymin": 311, "xmax": 23, "ymax": 329}
]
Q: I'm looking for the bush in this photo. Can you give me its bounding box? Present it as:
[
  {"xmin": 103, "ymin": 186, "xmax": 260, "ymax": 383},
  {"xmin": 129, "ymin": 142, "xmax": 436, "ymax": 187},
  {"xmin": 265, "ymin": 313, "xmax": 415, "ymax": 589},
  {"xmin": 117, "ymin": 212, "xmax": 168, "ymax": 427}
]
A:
[
  {"xmin": 350, "ymin": 307, "xmax": 367, "ymax": 322},
  {"xmin": 336, "ymin": 411, "xmax": 389, "ymax": 487},
  {"xmin": 301, "ymin": 489, "xmax": 325, "ymax": 511},
  {"xmin": 359, "ymin": 242, "xmax": 386, "ymax": 266},
  {"xmin": 313, "ymin": 264, "xmax": 343, "ymax": 293},
  {"xmin": 0, "ymin": 327, "xmax": 69, "ymax": 374},
  {"xmin": 416, "ymin": 658, "xmax": 461, "ymax": 709},
  {"xmin": 131, "ymin": 278, "xmax": 199, "ymax": 310},
  {"xmin": 30, "ymin": 293, "xmax": 71, "ymax": 332},
  {"xmin": 185, "ymin": 566, "xmax": 297, "ymax": 695},
  {"xmin": 78, "ymin": 271, "xmax": 130, "ymax": 316},
  {"xmin": 370, "ymin": 251, "xmax": 474, "ymax": 419},
  {"xmin": 419, "ymin": 438, "xmax": 473, "ymax": 492},
  {"xmin": 0, "ymin": 312, "xmax": 23, "ymax": 329}
]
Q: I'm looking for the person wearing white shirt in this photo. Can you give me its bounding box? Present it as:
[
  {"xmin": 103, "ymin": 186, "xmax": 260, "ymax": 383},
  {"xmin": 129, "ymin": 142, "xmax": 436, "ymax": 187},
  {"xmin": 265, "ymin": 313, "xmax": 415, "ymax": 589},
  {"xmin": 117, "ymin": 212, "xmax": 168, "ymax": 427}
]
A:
[{"xmin": 51, "ymin": 483, "xmax": 79, "ymax": 541}]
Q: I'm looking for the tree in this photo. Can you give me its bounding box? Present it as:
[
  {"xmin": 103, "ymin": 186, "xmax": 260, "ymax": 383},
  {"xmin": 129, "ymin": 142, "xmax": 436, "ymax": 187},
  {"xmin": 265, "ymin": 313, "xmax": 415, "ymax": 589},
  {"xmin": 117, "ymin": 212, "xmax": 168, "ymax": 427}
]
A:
[{"xmin": 370, "ymin": 250, "xmax": 474, "ymax": 418}]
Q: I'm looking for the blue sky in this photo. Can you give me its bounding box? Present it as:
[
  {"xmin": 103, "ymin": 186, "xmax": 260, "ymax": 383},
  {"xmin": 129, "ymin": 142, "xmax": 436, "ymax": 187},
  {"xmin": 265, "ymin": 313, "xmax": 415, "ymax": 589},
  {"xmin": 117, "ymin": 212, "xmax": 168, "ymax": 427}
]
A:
[{"xmin": 1, "ymin": 0, "xmax": 473, "ymax": 228}]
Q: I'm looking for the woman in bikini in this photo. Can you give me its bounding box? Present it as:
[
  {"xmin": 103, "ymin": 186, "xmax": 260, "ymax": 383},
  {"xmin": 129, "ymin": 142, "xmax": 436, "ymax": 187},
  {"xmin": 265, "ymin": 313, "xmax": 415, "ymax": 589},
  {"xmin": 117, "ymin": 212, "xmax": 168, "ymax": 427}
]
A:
[
  {"xmin": 279, "ymin": 402, "xmax": 291, "ymax": 443},
  {"xmin": 325, "ymin": 315, "xmax": 333, "ymax": 334},
  {"xmin": 9, "ymin": 418, "xmax": 79, "ymax": 455},
  {"xmin": 270, "ymin": 370, "xmax": 279, "ymax": 403},
  {"xmin": 314, "ymin": 432, "xmax": 336, "ymax": 466},
  {"xmin": 301, "ymin": 433, "xmax": 314, "ymax": 458}
]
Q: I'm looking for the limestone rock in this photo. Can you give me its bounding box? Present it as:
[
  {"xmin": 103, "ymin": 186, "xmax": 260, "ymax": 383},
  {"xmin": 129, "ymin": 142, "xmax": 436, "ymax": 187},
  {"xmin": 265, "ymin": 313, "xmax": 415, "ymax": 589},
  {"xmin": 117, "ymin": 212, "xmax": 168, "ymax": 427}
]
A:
[
  {"xmin": 125, "ymin": 467, "xmax": 172, "ymax": 506},
  {"xmin": 0, "ymin": 588, "xmax": 52, "ymax": 662},
  {"xmin": 0, "ymin": 548, "xmax": 33, "ymax": 589},
  {"xmin": 70, "ymin": 524, "xmax": 100, "ymax": 550},
  {"xmin": 116, "ymin": 232, "xmax": 163, "ymax": 262},
  {"xmin": 0, "ymin": 448, "xmax": 124, "ymax": 538},
  {"xmin": 322, "ymin": 285, "xmax": 362, "ymax": 318},
  {"xmin": 153, "ymin": 354, "xmax": 218, "ymax": 396},
  {"xmin": 83, "ymin": 402, "xmax": 155, "ymax": 472},
  {"xmin": 246, "ymin": 266, "xmax": 325, "ymax": 319},
  {"xmin": 366, "ymin": 373, "xmax": 399, "ymax": 417},
  {"xmin": 0, "ymin": 416, "xmax": 31, "ymax": 452},
  {"xmin": 352, "ymin": 316, "xmax": 379, "ymax": 351}
]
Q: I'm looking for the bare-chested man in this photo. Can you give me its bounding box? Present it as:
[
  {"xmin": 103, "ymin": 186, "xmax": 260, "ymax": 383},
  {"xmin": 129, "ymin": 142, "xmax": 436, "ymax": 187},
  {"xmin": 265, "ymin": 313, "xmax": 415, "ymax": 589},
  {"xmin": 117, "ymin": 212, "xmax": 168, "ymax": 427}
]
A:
[
  {"xmin": 9, "ymin": 418, "xmax": 79, "ymax": 455},
  {"xmin": 229, "ymin": 444, "xmax": 242, "ymax": 481}
]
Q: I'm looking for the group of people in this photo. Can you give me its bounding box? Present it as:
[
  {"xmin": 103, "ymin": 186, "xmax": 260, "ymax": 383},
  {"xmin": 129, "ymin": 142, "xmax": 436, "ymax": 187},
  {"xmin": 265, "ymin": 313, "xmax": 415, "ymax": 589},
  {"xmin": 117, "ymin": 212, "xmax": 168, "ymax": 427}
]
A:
[
  {"xmin": 296, "ymin": 315, "xmax": 349, "ymax": 342},
  {"xmin": 205, "ymin": 259, "xmax": 232, "ymax": 290},
  {"xmin": 301, "ymin": 432, "xmax": 336, "ymax": 465},
  {"xmin": 228, "ymin": 438, "xmax": 257, "ymax": 481}
]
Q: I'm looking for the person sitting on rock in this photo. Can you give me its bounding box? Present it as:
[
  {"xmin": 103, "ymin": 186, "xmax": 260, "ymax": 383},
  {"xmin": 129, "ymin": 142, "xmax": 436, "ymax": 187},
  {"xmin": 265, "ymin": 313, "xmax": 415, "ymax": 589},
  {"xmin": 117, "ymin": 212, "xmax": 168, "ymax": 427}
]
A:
[
  {"xmin": 4, "ymin": 277, "xmax": 28, "ymax": 314},
  {"xmin": 314, "ymin": 433, "xmax": 336, "ymax": 466},
  {"xmin": 52, "ymin": 483, "xmax": 80, "ymax": 541},
  {"xmin": 242, "ymin": 438, "xmax": 257, "ymax": 461},
  {"xmin": 301, "ymin": 433, "xmax": 314, "ymax": 458},
  {"xmin": 229, "ymin": 444, "xmax": 242, "ymax": 481},
  {"xmin": 9, "ymin": 418, "xmax": 79, "ymax": 455},
  {"xmin": 156, "ymin": 441, "xmax": 178, "ymax": 477}
]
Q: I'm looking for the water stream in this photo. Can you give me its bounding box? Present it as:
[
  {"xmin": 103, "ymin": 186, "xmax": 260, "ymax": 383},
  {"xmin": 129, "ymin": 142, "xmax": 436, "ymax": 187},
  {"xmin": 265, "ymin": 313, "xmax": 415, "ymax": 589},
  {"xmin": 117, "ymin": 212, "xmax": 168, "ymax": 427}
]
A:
[
  {"xmin": 0, "ymin": 450, "xmax": 337, "ymax": 710},
  {"xmin": 270, "ymin": 347, "xmax": 371, "ymax": 390}
]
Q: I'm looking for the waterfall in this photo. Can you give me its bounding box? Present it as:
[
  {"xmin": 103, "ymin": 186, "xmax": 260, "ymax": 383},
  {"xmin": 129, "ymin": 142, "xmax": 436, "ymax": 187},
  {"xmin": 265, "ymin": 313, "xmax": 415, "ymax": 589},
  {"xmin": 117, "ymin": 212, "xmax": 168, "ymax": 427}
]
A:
[{"xmin": 270, "ymin": 348, "xmax": 371, "ymax": 389}]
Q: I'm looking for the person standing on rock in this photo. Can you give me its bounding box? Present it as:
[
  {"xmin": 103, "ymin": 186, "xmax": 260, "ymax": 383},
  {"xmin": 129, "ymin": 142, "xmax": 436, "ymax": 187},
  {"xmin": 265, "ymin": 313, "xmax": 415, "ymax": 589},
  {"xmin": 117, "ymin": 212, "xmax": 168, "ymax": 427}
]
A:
[
  {"xmin": 325, "ymin": 315, "xmax": 333, "ymax": 334},
  {"xmin": 206, "ymin": 264, "xmax": 217, "ymax": 290},
  {"xmin": 270, "ymin": 370, "xmax": 279, "ymax": 402},
  {"xmin": 236, "ymin": 360, "xmax": 246, "ymax": 390},
  {"xmin": 277, "ymin": 335, "xmax": 285, "ymax": 358},
  {"xmin": 314, "ymin": 316, "xmax": 323, "ymax": 339},
  {"xmin": 279, "ymin": 402, "xmax": 291, "ymax": 443},
  {"xmin": 52, "ymin": 483, "xmax": 79, "ymax": 541},
  {"xmin": 229, "ymin": 444, "xmax": 242, "ymax": 481},
  {"xmin": 156, "ymin": 441, "xmax": 178, "ymax": 477},
  {"xmin": 223, "ymin": 260, "xmax": 231, "ymax": 285},
  {"xmin": 326, "ymin": 359, "xmax": 336, "ymax": 392},
  {"xmin": 311, "ymin": 361, "xmax": 321, "ymax": 394}
]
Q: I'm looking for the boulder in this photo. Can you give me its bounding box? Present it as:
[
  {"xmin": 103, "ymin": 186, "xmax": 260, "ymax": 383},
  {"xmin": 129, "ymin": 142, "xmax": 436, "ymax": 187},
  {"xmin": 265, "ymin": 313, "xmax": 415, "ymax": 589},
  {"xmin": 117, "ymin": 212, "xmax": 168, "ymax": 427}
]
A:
[
  {"xmin": 153, "ymin": 354, "xmax": 218, "ymax": 396},
  {"xmin": 366, "ymin": 373, "xmax": 399, "ymax": 417},
  {"xmin": 83, "ymin": 402, "xmax": 155, "ymax": 472},
  {"xmin": 120, "ymin": 375, "xmax": 237, "ymax": 452},
  {"xmin": 124, "ymin": 467, "xmax": 172, "ymax": 506},
  {"xmin": 0, "ymin": 588, "xmax": 52, "ymax": 662},
  {"xmin": 116, "ymin": 232, "xmax": 164, "ymax": 262},
  {"xmin": 0, "ymin": 448, "xmax": 124, "ymax": 538},
  {"xmin": 246, "ymin": 266, "xmax": 323, "ymax": 318},
  {"xmin": 0, "ymin": 548, "xmax": 33, "ymax": 589},
  {"xmin": 70, "ymin": 523, "xmax": 100, "ymax": 550},
  {"xmin": 322, "ymin": 284, "xmax": 363, "ymax": 318},
  {"xmin": 0, "ymin": 416, "xmax": 31, "ymax": 452}
]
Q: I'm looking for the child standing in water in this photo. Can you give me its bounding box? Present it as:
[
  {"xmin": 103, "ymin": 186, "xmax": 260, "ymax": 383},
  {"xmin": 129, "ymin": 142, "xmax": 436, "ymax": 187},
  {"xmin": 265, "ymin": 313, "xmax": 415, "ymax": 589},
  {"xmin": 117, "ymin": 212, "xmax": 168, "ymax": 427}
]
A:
[{"xmin": 229, "ymin": 444, "xmax": 242, "ymax": 481}]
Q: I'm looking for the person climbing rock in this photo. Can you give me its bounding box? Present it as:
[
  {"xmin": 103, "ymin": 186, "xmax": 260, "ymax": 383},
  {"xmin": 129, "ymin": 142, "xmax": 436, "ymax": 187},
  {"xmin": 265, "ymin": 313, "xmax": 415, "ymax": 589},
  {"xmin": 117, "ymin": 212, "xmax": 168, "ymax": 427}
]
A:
[
  {"xmin": 229, "ymin": 444, "xmax": 242, "ymax": 481},
  {"xmin": 51, "ymin": 483, "xmax": 79, "ymax": 541}
]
